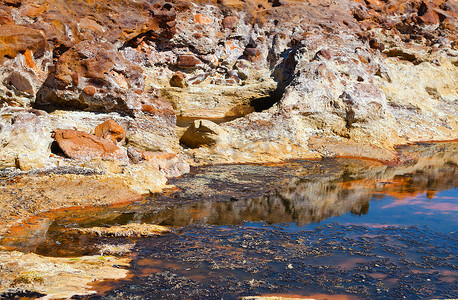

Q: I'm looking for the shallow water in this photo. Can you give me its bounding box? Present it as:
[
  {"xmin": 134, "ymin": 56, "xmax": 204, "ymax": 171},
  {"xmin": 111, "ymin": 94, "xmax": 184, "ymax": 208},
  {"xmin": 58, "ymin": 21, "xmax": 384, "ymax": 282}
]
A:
[{"xmin": 1, "ymin": 142, "xmax": 457, "ymax": 299}]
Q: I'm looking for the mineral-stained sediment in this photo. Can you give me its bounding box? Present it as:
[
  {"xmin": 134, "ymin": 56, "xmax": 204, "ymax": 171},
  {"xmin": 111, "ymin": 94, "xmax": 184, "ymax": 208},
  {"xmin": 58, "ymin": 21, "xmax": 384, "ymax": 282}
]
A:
[{"xmin": 0, "ymin": 0, "xmax": 457, "ymax": 214}]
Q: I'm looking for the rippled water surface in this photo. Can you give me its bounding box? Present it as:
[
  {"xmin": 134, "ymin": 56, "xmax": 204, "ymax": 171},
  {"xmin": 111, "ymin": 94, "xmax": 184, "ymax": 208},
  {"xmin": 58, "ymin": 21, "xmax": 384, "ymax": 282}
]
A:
[{"xmin": 1, "ymin": 142, "xmax": 457, "ymax": 299}]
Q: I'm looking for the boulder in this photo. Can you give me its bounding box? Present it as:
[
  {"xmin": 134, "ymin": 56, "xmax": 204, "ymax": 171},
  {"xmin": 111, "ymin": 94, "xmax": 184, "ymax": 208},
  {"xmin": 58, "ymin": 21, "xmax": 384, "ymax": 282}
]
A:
[
  {"xmin": 141, "ymin": 151, "xmax": 190, "ymax": 178},
  {"xmin": 53, "ymin": 129, "xmax": 127, "ymax": 160},
  {"xmin": 127, "ymin": 147, "xmax": 189, "ymax": 178},
  {"xmin": 0, "ymin": 111, "xmax": 52, "ymax": 170},
  {"xmin": 36, "ymin": 40, "xmax": 143, "ymax": 113},
  {"xmin": 180, "ymin": 120, "xmax": 228, "ymax": 148}
]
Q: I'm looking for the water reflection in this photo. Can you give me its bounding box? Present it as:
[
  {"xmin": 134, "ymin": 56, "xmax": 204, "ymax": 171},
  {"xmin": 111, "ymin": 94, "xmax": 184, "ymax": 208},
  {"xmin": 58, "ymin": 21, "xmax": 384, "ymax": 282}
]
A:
[
  {"xmin": 138, "ymin": 142, "xmax": 457, "ymax": 227},
  {"xmin": 0, "ymin": 142, "xmax": 457, "ymax": 255}
]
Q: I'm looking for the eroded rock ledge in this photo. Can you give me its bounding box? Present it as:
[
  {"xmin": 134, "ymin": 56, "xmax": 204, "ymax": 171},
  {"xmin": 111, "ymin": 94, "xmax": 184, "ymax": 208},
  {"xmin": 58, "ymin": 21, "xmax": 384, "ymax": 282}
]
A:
[{"xmin": 0, "ymin": 0, "xmax": 457, "ymax": 192}]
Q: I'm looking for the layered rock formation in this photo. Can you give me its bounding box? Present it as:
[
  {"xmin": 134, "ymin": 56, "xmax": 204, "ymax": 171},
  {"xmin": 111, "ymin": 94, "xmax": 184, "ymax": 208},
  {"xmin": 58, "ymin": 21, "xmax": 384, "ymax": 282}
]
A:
[{"xmin": 0, "ymin": 0, "xmax": 457, "ymax": 190}]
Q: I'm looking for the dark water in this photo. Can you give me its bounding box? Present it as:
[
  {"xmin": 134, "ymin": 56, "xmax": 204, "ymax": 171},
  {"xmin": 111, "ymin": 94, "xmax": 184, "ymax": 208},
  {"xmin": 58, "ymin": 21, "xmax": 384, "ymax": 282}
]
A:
[{"xmin": 1, "ymin": 142, "xmax": 457, "ymax": 299}]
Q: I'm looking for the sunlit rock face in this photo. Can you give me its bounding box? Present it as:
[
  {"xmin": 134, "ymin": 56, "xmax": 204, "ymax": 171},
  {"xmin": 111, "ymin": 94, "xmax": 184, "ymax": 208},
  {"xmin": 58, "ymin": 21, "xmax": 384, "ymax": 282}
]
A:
[{"xmin": 0, "ymin": 0, "xmax": 457, "ymax": 171}]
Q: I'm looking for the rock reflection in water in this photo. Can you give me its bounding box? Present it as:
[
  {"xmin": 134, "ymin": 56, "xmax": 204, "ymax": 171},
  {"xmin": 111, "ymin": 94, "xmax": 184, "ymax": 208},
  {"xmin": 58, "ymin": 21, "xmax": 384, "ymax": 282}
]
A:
[
  {"xmin": 1, "ymin": 142, "xmax": 457, "ymax": 255},
  {"xmin": 140, "ymin": 142, "xmax": 457, "ymax": 227}
]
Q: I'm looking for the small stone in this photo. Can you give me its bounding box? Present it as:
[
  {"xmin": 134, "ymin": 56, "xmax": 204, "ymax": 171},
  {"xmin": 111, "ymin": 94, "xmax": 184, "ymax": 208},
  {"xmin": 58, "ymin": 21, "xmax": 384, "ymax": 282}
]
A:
[
  {"xmin": 177, "ymin": 55, "xmax": 202, "ymax": 68},
  {"xmin": 170, "ymin": 71, "xmax": 187, "ymax": 88},
  {"xmin": 127, "ymin": 146, "xmax": 144, "ymax": 164},
  {"xmin": 234, "ymin": 60, "xmax": 251, "ymax": 80},
  {"xmin": 314, "ymin": 49, "xmax": 332, "ymax": 60},
  {"xmin": 244, "ymin": 47, "xmax": 260, "ymax": 57},
  {"xmin": 82, "ymin": 86, "xmax": 96, "ymax": 97},
  {"xmin": 243, "ymin": 47, "xmax": 262, "ymax": 62},
  {"xmin": 369, "ymin": 38, "xmax": 378, "ymax": 49},
  {"xmin": 94, "ymin": 119, "xmax": 126, "ymax": 144},
  {"xmin": 222, "ymin": 16, "xmax": 238, "ymax": 29},
  {"xmin": 72, "ymin": 72, "xmax": 79, "ymax": 86}
]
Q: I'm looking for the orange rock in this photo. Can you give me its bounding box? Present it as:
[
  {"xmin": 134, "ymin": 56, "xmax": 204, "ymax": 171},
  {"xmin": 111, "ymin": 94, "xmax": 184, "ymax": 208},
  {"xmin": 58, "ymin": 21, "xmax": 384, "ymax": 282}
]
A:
[
  {"xmin": 82, "ymin": 85, "xmax": 96, "ymax": 97},
  {"xmin": 0, "ymin": 5, "xmax": 13, "ymax": 25},
  {"xmin": 0, "ymin": 24, "xmax": 46, "ymax": 59},
  {"xmin": 20, "ymin": 3, "xmax": 47, "ymax": 18},
  {"xmin": 193, "ymin": 14, "xmax": 213, "ymax": 25},
  {"xmin": 23, "ymin": 49, "xmax": 41, "ymax": 73},
  {"xmin": 94, "ymin": 119, "xmax": 126, "ymax": 144},
  {"xmin": 53, "ymin": 129, "xmax": 127, "ymax": 160}
]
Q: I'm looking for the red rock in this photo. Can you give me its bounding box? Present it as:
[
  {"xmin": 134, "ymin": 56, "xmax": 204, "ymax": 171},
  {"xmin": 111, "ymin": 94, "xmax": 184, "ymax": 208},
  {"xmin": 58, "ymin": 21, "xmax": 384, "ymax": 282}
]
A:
[
  {"xmin": 243, "ymin": 47, "xmax": 262, "ymax": 62},
  {"xmin": 170, "ymin": 71, "xmax": 187, "ymax": 88},
  {"xmin": 177, "ymin": 54, "xmax": 202, "ymax": 68},
  {"xmin": 418, "ymin": 10, "xmax": 440, "ymax": 24},
  {"xmin": 71, "ymin": 72, "xmax": 79, "ymax": 86},
  {"xmin": 369, "ymin": 38, "xmax": 378, "ymax": 49},
  {"xmin": 0, "ymin": 24, "xmax": 46, "ymax": 59},
  {"xmin": 53, "ymin": 129, "xmax": 127, "ymax": 160},
  {"xmin": 82, "ymin": 86, "xmax": 96, "ymax": 97},
  {"xmin": 315, "ymin": 49, "xmax": 332, "ymax": 60},
  {"xmin": 94, "ymin": 119, "xmax": 126, "ymax": 144},
  {"xmin": 222, "ymin": 16, "xmax": 238, "ymax": 29},
  {"xmin": 4, "ymin": 71, "xmax": 34, "ymax": 95}
]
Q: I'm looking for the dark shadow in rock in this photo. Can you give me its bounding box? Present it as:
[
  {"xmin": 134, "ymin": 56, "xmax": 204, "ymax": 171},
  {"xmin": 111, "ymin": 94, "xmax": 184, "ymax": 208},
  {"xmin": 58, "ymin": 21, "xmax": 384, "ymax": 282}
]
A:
[
  {"xmin": 250, "ymin": 87, "xmax": 283, "ymax": 112},
  {"xmin": 251, "ymin": 42, "xmax": 303, "ymax": 112},
  {"xmin": 50, "ymin": 141, "xmax": 66, "ymax": 158}
]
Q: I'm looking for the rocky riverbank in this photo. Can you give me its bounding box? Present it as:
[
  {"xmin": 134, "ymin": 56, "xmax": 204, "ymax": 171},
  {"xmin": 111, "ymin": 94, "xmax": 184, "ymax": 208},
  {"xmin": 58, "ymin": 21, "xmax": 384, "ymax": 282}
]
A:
[
  {"xmin": 0, "ymin": 141, "xmax": 456, "ymax": 299},
  {"xmin": 0, "ymin": 0, "xmax": 457, "ymax": 255},
  {"xmin": 1, "ymin": 0, "xmax": 456, "ymax": 174}
]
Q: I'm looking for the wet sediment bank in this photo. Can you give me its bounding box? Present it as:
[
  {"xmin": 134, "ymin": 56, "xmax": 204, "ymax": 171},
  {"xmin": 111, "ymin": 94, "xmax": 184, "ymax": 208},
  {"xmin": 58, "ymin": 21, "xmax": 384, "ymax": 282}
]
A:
[{"xmin": 0, "ymin": 141, "xmax": 456, "ymax": 299}]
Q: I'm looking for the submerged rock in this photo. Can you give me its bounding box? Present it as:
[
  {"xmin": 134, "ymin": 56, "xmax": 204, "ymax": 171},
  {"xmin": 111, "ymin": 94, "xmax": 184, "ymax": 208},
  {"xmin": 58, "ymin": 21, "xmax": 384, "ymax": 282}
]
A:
[{"xmin": 73, "ymin": 224, "xmax": 171, "ymax": 237}]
